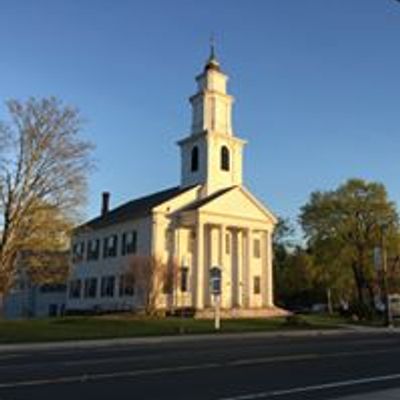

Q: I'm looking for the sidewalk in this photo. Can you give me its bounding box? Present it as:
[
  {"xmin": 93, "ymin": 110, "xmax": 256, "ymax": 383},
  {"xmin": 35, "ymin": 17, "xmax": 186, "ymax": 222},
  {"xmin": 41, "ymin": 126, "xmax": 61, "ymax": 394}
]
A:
[{"xmin": 0, "ymin": 324, "xmax": 399, "ymax": 353}]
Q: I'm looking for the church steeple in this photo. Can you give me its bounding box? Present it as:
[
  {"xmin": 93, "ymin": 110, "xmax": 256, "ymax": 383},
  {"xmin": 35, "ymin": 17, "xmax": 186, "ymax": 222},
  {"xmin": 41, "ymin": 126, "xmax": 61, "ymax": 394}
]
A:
[
  {"xmin": 190, "ymin": 44, "xmax": 233, "ymax": 137},
  {"xmin": 178, "ymin": 47, "xmax": 246, "ymax": 196}
]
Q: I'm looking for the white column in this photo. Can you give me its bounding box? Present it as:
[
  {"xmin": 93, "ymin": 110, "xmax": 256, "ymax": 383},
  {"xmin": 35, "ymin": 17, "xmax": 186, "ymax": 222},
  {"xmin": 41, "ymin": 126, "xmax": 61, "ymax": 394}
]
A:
[
  {"xmin": 219, "ymin": 224, "xmax": 226, "ymax": 266},
  {"xmin": 219, "ymin": 224, "xmax": 226, "ymax": 307},
  {"xmin": 173, "ymin": 227, "xmax": 181, "ymax": 310},
  {"xmin": 244, "ymin": 228, "xmax": 252, "ymax": 308},
  {"xmin": 230, "ymin": 229, "xmax": 237, "ymax": 307},
  {"xmin": 236, "ymin": 230, "xmax": 242, "ymax": 307},
  {"xmin": 195, "ymin": 219, "xmax": 204, "ymax": 309},
  {"xmin": 266, "ymin": 230, "xmax": 274, "ymax": 307},
  {"xmin": 209, "ymin": 226, "xmax": 219, "ymax": 267},
  {"xmin": 174, "ymin": 227, "xmax": 180, "ymax": 260}
]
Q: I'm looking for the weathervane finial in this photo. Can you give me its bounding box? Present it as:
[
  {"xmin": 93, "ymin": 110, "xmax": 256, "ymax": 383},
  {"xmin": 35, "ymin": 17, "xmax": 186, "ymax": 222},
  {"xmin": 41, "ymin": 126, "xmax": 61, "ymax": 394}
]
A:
[
  {"xmin": 210, "ymin": 34, "xmax": 216, "ymax": 60},
  {"xmin": 204, "ymin": 34, "xmax": 221, "ymax": 71}
]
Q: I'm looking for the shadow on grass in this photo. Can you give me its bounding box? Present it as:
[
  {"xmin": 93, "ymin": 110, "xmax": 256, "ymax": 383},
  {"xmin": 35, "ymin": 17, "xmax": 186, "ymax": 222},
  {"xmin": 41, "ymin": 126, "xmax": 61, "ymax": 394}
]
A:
[{"xmin": 0, "ymin": 314, "xmax": 346, "ymax": 344}]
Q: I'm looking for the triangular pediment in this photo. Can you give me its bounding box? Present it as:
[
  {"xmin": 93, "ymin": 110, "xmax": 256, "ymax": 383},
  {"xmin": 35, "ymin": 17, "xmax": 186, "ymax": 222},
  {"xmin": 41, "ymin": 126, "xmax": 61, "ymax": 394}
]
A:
[{"xmin": 194, "ymin": 186, "xmax": 277, "ymax": 225}]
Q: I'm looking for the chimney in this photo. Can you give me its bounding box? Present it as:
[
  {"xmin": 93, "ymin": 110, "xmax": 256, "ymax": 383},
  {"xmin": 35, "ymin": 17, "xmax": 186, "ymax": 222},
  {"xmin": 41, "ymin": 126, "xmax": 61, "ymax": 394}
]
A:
[{"xmin": 101, "ymin": 192, "xmax": 110, "ymax": 216}]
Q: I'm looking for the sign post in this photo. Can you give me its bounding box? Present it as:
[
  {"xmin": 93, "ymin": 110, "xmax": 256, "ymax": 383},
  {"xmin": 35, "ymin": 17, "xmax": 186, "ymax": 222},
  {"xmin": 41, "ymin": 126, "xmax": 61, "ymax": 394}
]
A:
[
  {"xmin": 210, "ymin": 266, "xmax": 222, "ymax": 331},
  {"xmin": 214, "ymin": 293, "xmax": 221, "ymax": 331}
]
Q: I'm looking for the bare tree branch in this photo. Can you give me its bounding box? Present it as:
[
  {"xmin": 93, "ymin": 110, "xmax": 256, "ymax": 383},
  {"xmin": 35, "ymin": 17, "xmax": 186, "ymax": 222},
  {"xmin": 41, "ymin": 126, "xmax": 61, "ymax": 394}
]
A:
[{"xmin": 0, "ymin": 97, "xmax": 94, "ymax": 294}]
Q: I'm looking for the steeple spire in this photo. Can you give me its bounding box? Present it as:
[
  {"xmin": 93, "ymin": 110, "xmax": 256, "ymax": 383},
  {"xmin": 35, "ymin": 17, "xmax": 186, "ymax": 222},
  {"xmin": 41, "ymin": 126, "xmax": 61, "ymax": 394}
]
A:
[{"xmin": 205, "ymin": 35, "xmax": 220, "ymax": 72}]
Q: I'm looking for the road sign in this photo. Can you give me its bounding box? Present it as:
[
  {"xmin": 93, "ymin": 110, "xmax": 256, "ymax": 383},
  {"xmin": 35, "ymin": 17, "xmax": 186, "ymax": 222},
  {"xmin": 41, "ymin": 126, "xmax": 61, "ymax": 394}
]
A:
[{"xmin": 210, "ymin": 266, "xmax": 222, "ymax": 295}]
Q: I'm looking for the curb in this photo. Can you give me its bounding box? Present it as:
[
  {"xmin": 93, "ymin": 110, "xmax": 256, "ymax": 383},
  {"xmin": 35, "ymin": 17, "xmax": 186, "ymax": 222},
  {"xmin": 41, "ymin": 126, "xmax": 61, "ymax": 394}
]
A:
[{"xmin": 0, "ymin": 326, "xmax": 398, "ymax": 353}]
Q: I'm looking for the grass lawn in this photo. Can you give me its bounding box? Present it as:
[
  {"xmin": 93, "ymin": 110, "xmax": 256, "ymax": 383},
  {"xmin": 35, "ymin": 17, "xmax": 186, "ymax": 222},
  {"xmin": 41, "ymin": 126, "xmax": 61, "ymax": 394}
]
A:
[{"xmin": 0, "ymin": 313, "xmax": 347, "ymax": 344}]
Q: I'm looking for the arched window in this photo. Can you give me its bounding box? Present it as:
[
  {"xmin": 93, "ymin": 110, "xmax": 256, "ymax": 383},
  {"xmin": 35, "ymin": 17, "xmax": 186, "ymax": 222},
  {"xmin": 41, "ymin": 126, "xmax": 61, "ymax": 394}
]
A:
[
  {"xmin": 191, "ymin": 146, "xmax": 199, "ymax": 172},
  {"xmin": 221, "ymin": 146, "xmax": 230, "ymax": 171}
]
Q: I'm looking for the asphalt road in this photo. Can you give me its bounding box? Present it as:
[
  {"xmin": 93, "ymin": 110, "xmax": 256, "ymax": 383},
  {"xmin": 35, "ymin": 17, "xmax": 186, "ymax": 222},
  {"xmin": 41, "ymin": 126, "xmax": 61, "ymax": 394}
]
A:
[{"xmin": 1, "ymin": 331, "xmax": 400, "ymax": 399}]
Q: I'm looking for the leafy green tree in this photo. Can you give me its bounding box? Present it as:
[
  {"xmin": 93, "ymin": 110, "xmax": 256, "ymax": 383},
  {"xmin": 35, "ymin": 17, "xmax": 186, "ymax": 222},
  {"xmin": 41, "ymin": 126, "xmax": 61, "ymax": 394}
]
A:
[
  {"xmin": 278, "ymin": 247, "xmax": 319, "ymax": 307},
  {"xmin": 300, "ymin": 178, "xmax": 399, "ymax": 314},
  {"xmin": 309, "ymin": 237, "xmax": 354, "ymax": 313},
  {"xmin": 273, "ymin": 219, "xmax": 322, "ymax": 307},
  {"xmin": 273, "ymin": 218, "xmax": 295, "ymax": 305}
]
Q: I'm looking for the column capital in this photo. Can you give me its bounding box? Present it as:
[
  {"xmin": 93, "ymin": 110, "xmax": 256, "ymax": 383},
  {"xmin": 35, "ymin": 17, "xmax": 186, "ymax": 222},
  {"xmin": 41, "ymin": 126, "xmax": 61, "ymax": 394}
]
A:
[{"xmin": 196, "ymin": 213, "xmax": 205, "ymax": 225}]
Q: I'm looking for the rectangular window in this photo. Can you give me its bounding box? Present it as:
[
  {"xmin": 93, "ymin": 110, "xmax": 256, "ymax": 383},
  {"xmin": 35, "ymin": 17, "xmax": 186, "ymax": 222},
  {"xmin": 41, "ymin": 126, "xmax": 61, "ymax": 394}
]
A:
[
  {"xmin": 103, "ymin": 235, "xmax": 119, "ymax": 258},
  {"xmin": 103, "ymin": 237, "xmax": 109, "ymax": 259},
  {"xmin": 108, "ymin": 234, "xmax": 118, "ymax": 257},
  {"xmin": 100, "ymin": 277, "xmax": 106, "ymax": 296},
  {"xmin": 84, "ymin": 278, "xmax": 97, "ymax": 298},
  {"xmin": 253, "ymin": 238, "xmax": 261, "ymax": 259},
  {"xmin": 180, "ymin": 267, "xmax": 189, "ymax": 293},
  {"xmin": 69, "ymin": 279, "xmax": 81, "ymax": 299},
  {"xmin": 225, "ymin": 233, "xmax": 231, "ymax": 255},
  {"xmin": 126, "ymin": 231, "xmax": 137, "ymax": 254},
  {"xmin": 101, "ymin": 276, "xmax": 115, "ymax": 297},
  {"xmin": 72, "ymin": 242, "xmax": 85, "ymax": 263},
  {"xmin": 121, "ymin": 233, "xmax": 127, "ymax": 256},
  {"xmin": 122, "ymin": 231, "xmax": 137, "ymax": 255},
  {"xmin": 86, "ymin": 241, "xmax": 91, "ymax": 261},
  {"xmin": 87, "ymin": 239, "xmax": 100, "ymax": 261},
  {"xmin": 254, "ymin": 276, "xmax": 261, "ymax": 295},
  {"xmin": 119, "ymin": 274, "xmax": 135, "ymax": 297}
]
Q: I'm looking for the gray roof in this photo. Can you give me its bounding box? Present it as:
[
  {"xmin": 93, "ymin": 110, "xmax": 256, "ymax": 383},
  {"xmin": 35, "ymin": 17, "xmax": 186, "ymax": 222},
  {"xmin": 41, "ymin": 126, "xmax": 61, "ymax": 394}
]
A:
[
  {"xmin": 76, "ymin": 185, "xmax": 194, "ymax": 232},
  {"xmin": 179, "ymin": 186, "xmax": 235, "ymax": 213}
]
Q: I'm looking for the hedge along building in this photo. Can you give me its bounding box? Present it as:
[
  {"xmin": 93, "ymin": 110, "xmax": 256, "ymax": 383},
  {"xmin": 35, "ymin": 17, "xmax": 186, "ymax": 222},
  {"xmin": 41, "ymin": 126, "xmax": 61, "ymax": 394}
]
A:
[{"xmin": 67, "ymin": 48, "xmax": 283, "ymax": 317}]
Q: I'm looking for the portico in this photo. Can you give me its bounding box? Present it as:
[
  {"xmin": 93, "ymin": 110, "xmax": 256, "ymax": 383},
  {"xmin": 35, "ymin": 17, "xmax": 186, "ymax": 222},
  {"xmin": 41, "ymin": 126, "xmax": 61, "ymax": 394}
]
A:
[{"xmin": 166, "ymin": 183, "xmax": 277, "ymax": 313}]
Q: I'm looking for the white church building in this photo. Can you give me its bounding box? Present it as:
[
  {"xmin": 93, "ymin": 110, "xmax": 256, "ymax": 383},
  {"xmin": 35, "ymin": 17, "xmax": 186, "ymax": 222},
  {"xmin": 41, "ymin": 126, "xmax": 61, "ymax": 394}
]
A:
[{"xmin": 67, "ymin": 49, "xmax": 283, "ymax": 317}]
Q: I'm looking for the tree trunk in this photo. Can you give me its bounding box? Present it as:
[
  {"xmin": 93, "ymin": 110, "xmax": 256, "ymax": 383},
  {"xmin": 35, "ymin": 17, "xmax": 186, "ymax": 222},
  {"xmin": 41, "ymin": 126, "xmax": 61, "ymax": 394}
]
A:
[
  {"xmin": 352, "ymin": 262, "xmax": 365, "ymax": 306},
  {"xmin": 326, "ymin": 287, "xmax": 333, "ymax": 315},
  {"xmin": 366, "ymin": 283, "xmax": 376, "ymax": 311}
]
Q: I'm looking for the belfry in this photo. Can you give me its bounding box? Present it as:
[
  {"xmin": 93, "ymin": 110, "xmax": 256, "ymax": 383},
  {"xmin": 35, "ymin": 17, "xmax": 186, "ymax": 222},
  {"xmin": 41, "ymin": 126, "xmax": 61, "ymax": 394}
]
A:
[{"xmin": 178, "ymin": 46, "xmax": 245, "ymax": 196}]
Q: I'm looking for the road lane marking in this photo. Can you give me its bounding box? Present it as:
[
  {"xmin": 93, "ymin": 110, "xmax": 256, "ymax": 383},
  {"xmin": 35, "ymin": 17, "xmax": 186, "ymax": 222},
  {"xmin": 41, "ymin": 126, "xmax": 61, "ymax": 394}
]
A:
[
  {"xmin": 0, "ymin": 353, "xmax": 169, "ymax": 370},
  {"xmin": 323, "ymin": 347, "xmax": 396, "ymax": 359},
  {"xmin": 62, "ymin": 353, "xmax": 164, "ymax": 366},
  {"xmin": 228, "ymin": 354, "xmax": 318, "ymax": 366},
  {"xmin": 64, "ymin": 352, "xmax": 319, "ymax": 368},
  {"xmin": 0, "ymin": 362, "xmax": 220, "ymax": 389},
  {"xmin": 1, "ymin": 346, "xmax": 400, "ymax": 390},
  {"xmin": 227, "ymin": 348, "xmax": 399, "ymax": 368},
  {"xmin": 217, "ymin": 373, "xmax": 400, "ymax": 399},
  {"xmin": 0, "ymin": 346, "xmax": 397, "ymax": 375},
  {"xmin": 227, "ymin": 349, "xmax": 400, "ymax": 366},
  {"xmin": 0, "ymin": 354, "xmax": 320, "ymax": 390}
]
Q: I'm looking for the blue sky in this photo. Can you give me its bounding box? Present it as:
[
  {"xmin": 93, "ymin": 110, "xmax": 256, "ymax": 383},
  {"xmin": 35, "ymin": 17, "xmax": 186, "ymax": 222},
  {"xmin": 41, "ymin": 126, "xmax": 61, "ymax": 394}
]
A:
[{"xmin": 0, "ymin": 0, "xmax": 399, "ymax": 230}]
